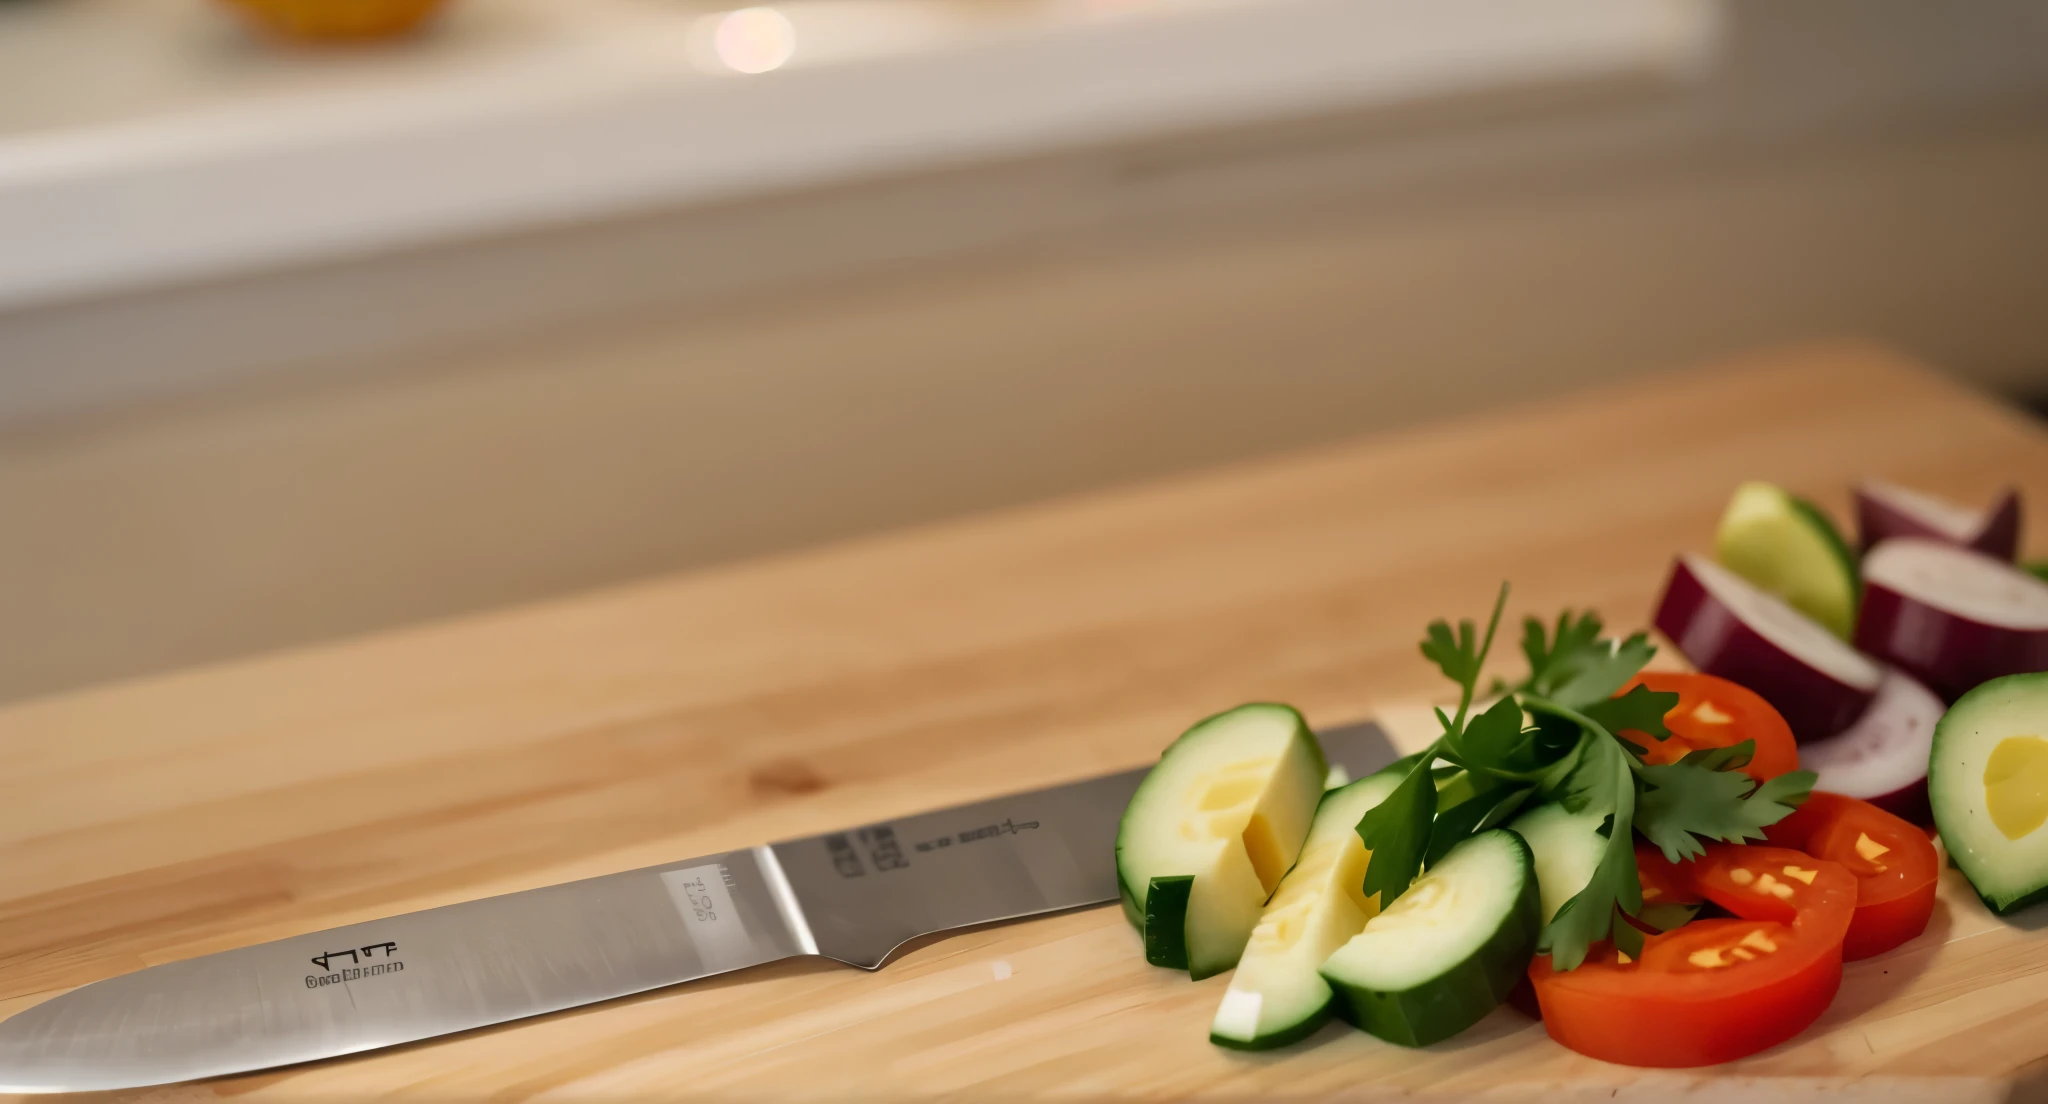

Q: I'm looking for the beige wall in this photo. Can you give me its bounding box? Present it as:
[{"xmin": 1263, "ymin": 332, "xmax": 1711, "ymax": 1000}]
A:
[{"xmin": 4, "ymin": 118, "xmax": 2048, "ymax": 704}]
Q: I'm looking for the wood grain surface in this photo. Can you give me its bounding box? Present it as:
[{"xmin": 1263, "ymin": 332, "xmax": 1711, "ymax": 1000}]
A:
[{"xmin": 3, "ymin": 343, "xmax": 2047, "ymax": 1101}]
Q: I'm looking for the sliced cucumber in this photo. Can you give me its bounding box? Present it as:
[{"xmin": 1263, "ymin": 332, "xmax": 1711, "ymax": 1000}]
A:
[
  {"xmin": 1507, "ymin": 801, "xmax": 1607, "ymax": 925},
  {"xmin": 1319, "ymin": 828, "xmax": 1540, "ymax": 1047},
  {"xmin": 1931, "ymin": 672, "xmax": 2048, "ymax": 914},
  {"xmin": 1715, "ymin": 481, "xmax": 1860, "ymax": 639},
  {"xmin": 1116, "ymin": 703, "xmax": 1328, "ymax": 978},
  {"xmin": 1209, "ymin": 771, "xmax": 1403, "ymax": 1050},
  {"xmin": 2030, "ymin": 561, "xmax": 2048, "ymax": 584}
]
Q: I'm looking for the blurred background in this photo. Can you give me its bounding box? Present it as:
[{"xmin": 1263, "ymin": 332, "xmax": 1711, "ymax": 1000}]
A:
[{"xmin": 4, "ymin": 0, "xmax": 2048, "ymax": 706}]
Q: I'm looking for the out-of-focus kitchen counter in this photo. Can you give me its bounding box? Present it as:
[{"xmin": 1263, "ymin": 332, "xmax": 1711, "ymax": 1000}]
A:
[{"xmin": 4, "ymin": 0, "xmax": 2048, "ymax": 706}]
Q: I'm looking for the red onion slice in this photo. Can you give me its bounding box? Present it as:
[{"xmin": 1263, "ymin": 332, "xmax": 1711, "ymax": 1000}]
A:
[
  {"xmin": 1856, "ymin": 538, "xmax": 2048, "ymax": 701},
  {"xmin": 1653, "ymin": 554, "xmax": 1882, "ymax": 742},
  {"xmin": 1855, "ymin": 480, "xmax": 2020, "ymax": 560},
  {"xmin": 1797, "ymin": 669, "xmax": 1944, "ymax": 823}
]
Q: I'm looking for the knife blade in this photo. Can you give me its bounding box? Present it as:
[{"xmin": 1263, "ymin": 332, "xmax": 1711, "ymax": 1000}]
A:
[{"xmin": 0, "ymin": 720, "xmax": 1397, "ymax": 1093}]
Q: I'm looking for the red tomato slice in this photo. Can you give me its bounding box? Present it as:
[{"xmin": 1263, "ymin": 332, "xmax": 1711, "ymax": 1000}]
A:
[
  {"xmin": 1635, "ymin": 841, "xmax": 1705, "ymax": 905},
  {"xmin": 1618, "ymin": 841, "xmax": 1706, "ymax": 935},
  {"xmin": 1765, "ymin": 791, "xmax": 1939, "ymax": 960},
  {"xmin": 1529, "ymin": 844, "xmax": 1855, "ymax": 1067},
  {"xmin": 1617, "ymin": 672, "xmax": 1799, "ymax": 782}
]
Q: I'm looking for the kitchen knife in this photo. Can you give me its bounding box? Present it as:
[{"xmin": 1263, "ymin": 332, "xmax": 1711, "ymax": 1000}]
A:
[{"xmin": 0, "ymin": 720, "xmax": 1397, "ymax": 1093}]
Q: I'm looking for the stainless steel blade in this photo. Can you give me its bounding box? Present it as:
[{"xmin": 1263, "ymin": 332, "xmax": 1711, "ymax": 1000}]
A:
[
  {"xmin": 773, "ymin": 719, "xmax": 1401, "ymax": 968},
  {"xmin": 0, "ymin": 720, "xmax": 1396, "ymax": 1092},
  {"xmin": 0, "ymin": 846, "xmax": 810, "ymax": 1093}
]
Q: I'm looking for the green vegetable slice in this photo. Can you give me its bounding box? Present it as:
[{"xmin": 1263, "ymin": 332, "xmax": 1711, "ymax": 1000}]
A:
[
  {"xmin": 1115, "ymin": 703, "xmax": 1327, "ymax": 978},
  {"xmin": 1507, "ymin": 801, "xmax": 1608, "ymax": 926},
  {"xmin": 1714, "ymin": 481, "xmax": 1860, "ymax": 639},
  {"xmin": 1209, "ymin": 772, "xmax": 1403, "ymax": 1049},
  {"xmin": 1319, "ymin": 828, "xmax": 1540, "ymax": 1047},
  {"xmin": 1930, "ymin": 672, "xmax": 2048, "ymax": 914}
]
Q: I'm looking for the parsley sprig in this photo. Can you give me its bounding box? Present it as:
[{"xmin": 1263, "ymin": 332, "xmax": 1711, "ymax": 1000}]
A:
[{"xmin": 1354, "ymin": 584, "xmax": 1818, "ymax": 970}]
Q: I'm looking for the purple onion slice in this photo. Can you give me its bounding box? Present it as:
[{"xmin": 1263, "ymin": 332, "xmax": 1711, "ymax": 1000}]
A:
[
  {"xmin": 1856, "ymin": 538, "xmax": 2048, "ymax": 701},
  {"xmin": 1797, "ymin": 668, "xmax": 1945, "ymax": 823},
  {"xmin": 1653, "ymin": 553, "xmax": 1882, "ymax": 742},
  {"xmin": 1855, "ymin": 479, "xmax": 2021, "ymax": 560}
]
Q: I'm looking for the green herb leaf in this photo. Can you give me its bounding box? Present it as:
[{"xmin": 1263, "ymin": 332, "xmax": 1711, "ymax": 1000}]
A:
[
  {"xmin": 1636, "ymin": 901, "xmax": 1702, "ymax": 933},
  {"xmin": 1547, "ymin": 632, "xmax": 1659, "ymax": 710},
  {"xmin": 1518, "ymin": 609, "xmax": 1661, "ymax": 710},
  {"xmin": 1445, "ymin": 697, "xmax": 1525, "ymax": 769},
  {"xmin": 1475, "ymin": 784, "xmax": 1538, "ymax": 833},
  {"xmin": 1538, "ymin": 718, "xmax": 1607, "ymax": 814},
  {"xmin": 1424, "ymin": 773, "xmax": 1532, "ymax": 867},
  {"xmin": 1419, "ymin": 582, "xmax": 1511, "ymax": 741},
  {"xmin": 1354, "ymin": 755, "xmax": 1439, "ymax": 910},
  {"xmin": 1448, "ymin": 703, "xmax": 1580, "ymax": 783},
  {"xmin": 1752, "ymin": 769, "xmax": 1819, "ymax": 821},
  {"xmin": 1668, "ymin": 739, "xmax": 1754, "ymax": 774},
  {"xmin": 1420, "ymin": 618, "xmax": 1484, "ymax": 693},
  {"xmin": 1635, "ymin": 750, "xmax": 1818, "ymax": 862},
  {"xmin": 1534, "ymin": 733, "xmax": 1590, "ymax": 806},
  {"xmin": 1521, "ymin": 612, "xmax": 1605, "ymax": 693},
  {"xmin": 1582, "ymin": 683, "xmax": 1680, "ymax": 749},
  {"xmin": 1610, "ymin": 899, "xmax": 1646, "ymax": 961}
]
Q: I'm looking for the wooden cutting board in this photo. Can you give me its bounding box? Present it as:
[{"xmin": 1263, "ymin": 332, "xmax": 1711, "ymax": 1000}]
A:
[{"xmin": 4, "ymin": 343, "xmax": 2047, "ymax": 1102}]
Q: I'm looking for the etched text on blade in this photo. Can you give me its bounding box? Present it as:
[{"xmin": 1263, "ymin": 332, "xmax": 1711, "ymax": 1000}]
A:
[{"xmin": 0, "ymin": 850, "xmax": 801, "ymax": 1093}]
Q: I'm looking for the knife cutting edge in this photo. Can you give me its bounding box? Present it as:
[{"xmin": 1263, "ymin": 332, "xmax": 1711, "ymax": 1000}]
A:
[{"xmin": 0, "ymin": 721, "xmax": 1396, "ymax": 1093}]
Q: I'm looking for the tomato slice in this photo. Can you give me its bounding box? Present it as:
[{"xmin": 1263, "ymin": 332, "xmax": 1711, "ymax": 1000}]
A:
[
  {"xmin": 1764, "ymin": 791, "xmax": 1939, "ymax": 960},
  {"xmin": 1529, "ymin": 844, "xmax": 1854, "ymax": 1067},
  {"xmin": 1616, "ymin": 672, "xmax": 1799, "ymax": 782},
  {"xmin": 1635, "ymin": 841, "xmax": 1704, "ymax": 905}
]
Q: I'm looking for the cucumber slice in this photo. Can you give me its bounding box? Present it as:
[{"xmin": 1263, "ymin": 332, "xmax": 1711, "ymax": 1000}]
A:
[
  {"xmin": 1506, "ymin": 801, "xmax": 1608, "ymax": 925},
  {"xmin": 1209, "ymin": 772, "xmax": 1403, "ymax": 1050},
  {"xmin": 1115, "ymin": 703, "xmax": 1328, "ymax": 978},
  {"xmin": 1930, "ymin": 672, "xmax": 2048, "ymax": 913},
  {"xmin": 2030, "ymin": 561, "xmax": 2048, "ymax": 584},
  {"xmin": 1319, "ymin": 828, "xmax": 1540, "ymax": 1047},
  {"xmin": 1714, "ymin": 481, "xmax": 1860, "ymax": 639}
]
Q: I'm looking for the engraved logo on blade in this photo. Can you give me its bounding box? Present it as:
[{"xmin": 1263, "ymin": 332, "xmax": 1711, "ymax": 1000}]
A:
[
  {"xmin": 860, "ymin": 826, "xmax": 907, "ymax": 872},
  {"xmin": 825, "ymin": 826, "xmax": 914, "ymax": 877},
  {"xmin": 304, "ymin": 941, "xmax": 404, "ymax": 988},
  {"xmin": 913, "ymin": 818, "xmax": 1040, "ymax": 854},
  {"xmin": 826, "ymin": 833, "xmax": 865, "ymax": 877},
  {"xmin": 662, "ymin": 864, "xmax": 753, "ymax": 970}
]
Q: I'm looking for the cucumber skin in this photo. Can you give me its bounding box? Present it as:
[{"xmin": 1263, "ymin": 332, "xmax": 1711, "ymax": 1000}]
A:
[
  {"xmin": 1144, "ymin": 876, "xmax": 1194, "ymax": 971},
  {"xmin": 1788, "ymin": 493, "xmax": 1862, "ymax": 632},
  {"xmin": 1322, "ymin": 830, "xmax": 1542, "ymax": 1048},
  {"xmin": 1208, "ymin": 998, "xmax": 1334, "ymax": 1052},
  {"xmin": 1930, "ymin": 673, "xmax": 2048, "ymax": 915},
  {"xmin": 1979, "ymin": 880, "xmax": 2048, "ymax": 917}
]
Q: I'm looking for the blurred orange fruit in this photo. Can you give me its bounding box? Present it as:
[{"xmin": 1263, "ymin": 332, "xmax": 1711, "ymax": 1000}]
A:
[{"xmin": 220, "ymin": 0, "xmax": 452, "ymax": 43}]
